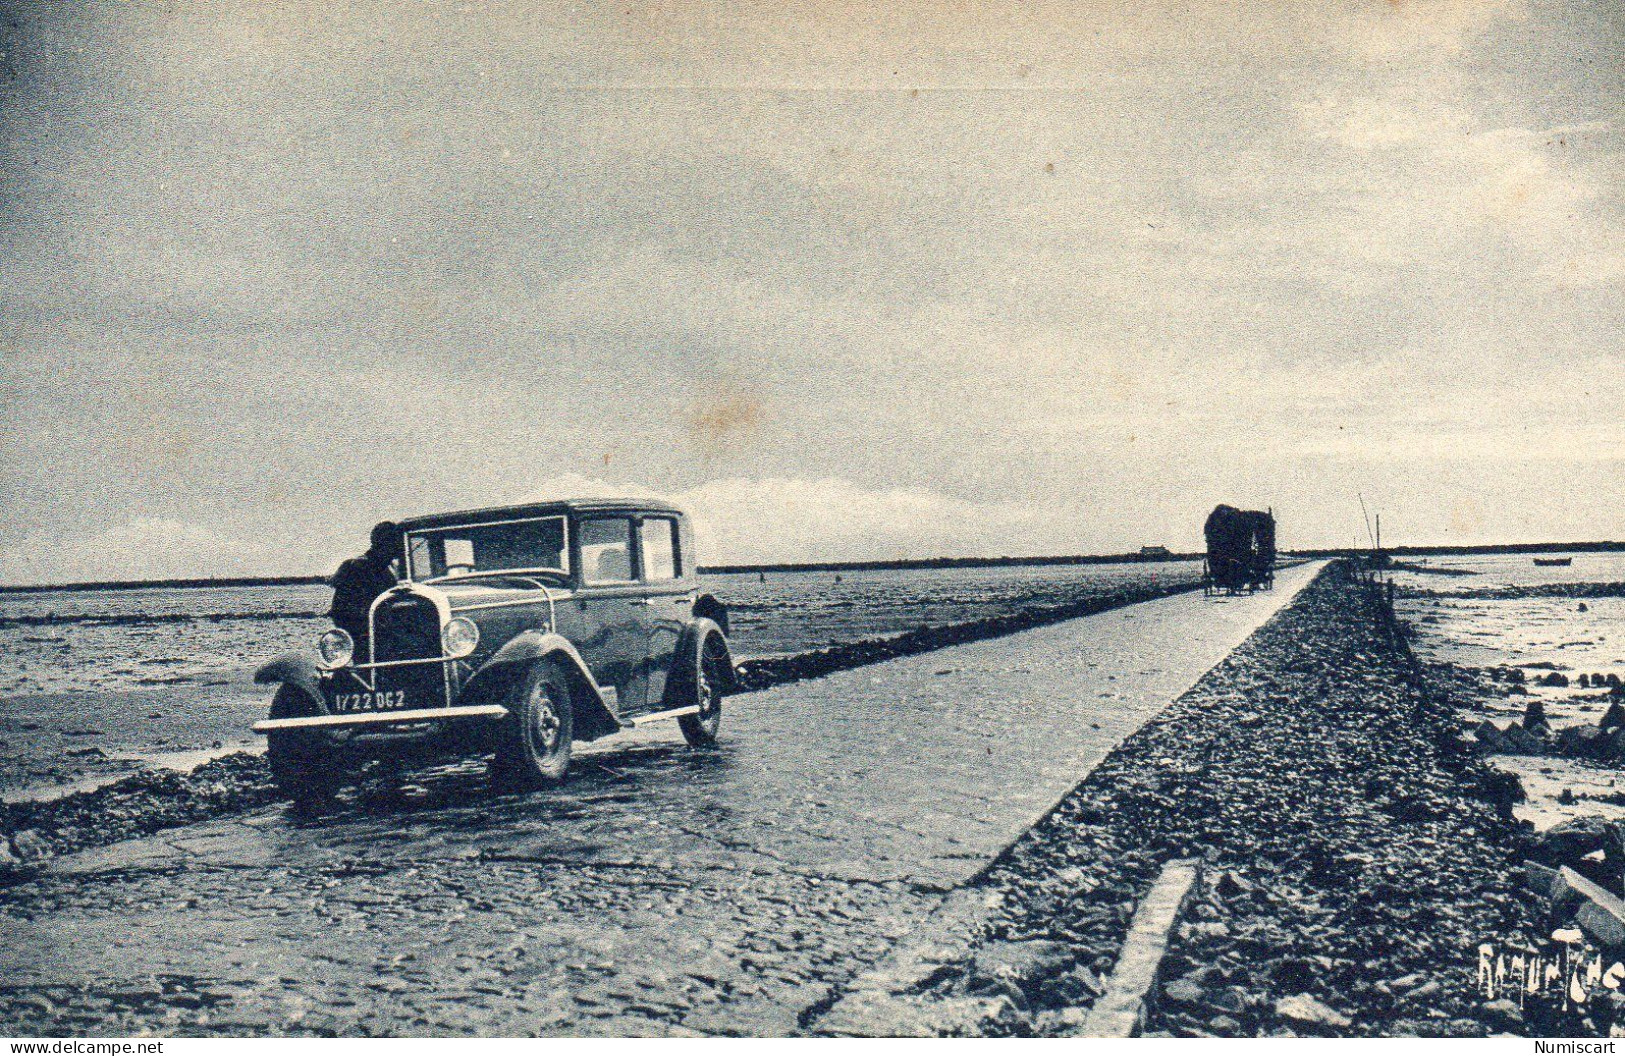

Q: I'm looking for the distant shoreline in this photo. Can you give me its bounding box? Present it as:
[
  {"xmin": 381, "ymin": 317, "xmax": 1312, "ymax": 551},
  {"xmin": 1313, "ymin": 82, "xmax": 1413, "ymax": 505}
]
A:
[
  {"xmin": 0, "ymin": 554, "xmax": 1201, "ymax": 594},
  {"xmin": 1, "ymin": 540, "xmax": 1620, "ymax": 594},
  {"xmin": 0, "ymin": 575, "xmax": 334, "ymax": 595},
  {"xmin": 1292, "ymin": 541, "xmax": 1625, "ymax": 559},
  {"xmin": 699, "ymin": 551, "xmax": 1202, "ymax": 575}
]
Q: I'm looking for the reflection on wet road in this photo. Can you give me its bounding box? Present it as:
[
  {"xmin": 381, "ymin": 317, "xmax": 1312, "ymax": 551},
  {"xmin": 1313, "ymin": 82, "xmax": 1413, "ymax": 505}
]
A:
[{"xmin": 0, "ymin": 564, "xmax": 1319, "ymax": 1036}]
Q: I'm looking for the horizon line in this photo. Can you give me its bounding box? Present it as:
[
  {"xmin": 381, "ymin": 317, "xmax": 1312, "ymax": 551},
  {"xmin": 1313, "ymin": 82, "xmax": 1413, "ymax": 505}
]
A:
[{"xmin": 0, "ymin": 539, "xmax": 1621, "ymax": 594}]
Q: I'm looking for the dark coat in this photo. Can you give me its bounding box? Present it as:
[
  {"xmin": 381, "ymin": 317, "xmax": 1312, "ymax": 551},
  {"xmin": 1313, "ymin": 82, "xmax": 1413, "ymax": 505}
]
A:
[{"xmin": 327, "ymin": 554, "xmax": 399, "ymax": 639}]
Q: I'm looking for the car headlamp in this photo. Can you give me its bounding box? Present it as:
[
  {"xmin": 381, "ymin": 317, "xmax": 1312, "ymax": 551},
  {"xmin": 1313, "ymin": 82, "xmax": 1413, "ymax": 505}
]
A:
[
  {"xmin": 442, "ymin": 617, "xmax": 480, "ymax": 659},
  {"xmin": 317, "ymin": 628, "xmax": 354, "ymax": 669}
]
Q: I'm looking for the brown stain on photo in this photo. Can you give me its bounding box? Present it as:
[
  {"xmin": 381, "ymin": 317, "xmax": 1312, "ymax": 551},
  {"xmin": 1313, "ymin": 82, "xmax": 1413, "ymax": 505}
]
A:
[
  {"xmin": 687, "ymin": 391, "xmax": 765, "ymax": 445},
  {"xmin": 1483, "ymin": 175, "xmax": 1534, "ymax": 223},
  {"xmin": 124, "ymin": 388, "xmax": 200, "ymax": 471}
]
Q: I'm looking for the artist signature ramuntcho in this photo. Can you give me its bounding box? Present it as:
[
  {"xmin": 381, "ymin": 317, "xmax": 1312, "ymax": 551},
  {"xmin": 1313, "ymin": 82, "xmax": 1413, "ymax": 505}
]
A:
[{"xmin": 1481, "ymin": 931, "xmax": 1625, "ymax": 1012}]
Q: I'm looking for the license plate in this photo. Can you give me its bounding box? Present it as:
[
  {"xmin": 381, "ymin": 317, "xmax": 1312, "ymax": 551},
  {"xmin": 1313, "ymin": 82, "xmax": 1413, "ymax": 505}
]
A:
[{"xmin": 332, "ymin": 690, "xmax": 410, "ymax": 713}]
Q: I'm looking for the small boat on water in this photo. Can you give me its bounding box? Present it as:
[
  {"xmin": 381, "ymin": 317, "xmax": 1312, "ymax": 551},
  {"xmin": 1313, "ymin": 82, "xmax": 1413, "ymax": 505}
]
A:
[{"xmin": 1534, "ymin": 557, "xmax": 1573, "ymax": 567}]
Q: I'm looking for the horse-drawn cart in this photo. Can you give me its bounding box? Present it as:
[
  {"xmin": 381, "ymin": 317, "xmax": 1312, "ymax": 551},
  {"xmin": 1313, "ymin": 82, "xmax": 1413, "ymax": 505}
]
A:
[{"xmin": 1203, "ymin": 504, "xmax": 1276, "ymax": 595}]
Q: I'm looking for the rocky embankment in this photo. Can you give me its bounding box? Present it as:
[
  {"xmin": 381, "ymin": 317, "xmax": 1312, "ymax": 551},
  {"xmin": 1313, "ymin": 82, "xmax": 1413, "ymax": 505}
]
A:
[
  {"xmin": 1428, "ymin": 658, "xmax": 1625, "ymax": 1035},
  {"xmin": 915, "ymin": 561, "xmax": 1543, "ymax": 1038},
  {"xmin": 1, "ymin": 580, "xmax": 1202, "ymax": 876},
  {"xmin": 0, "ymin": 753, "xmax": 278, "ymax": 871},
  {"xmin": 1430, "ymin": 658, "xmax": 1625, "ymax": 764}
]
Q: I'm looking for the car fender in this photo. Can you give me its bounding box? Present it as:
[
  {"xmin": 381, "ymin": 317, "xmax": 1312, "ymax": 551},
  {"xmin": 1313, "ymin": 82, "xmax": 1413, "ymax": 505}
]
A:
[
  {"xmin": 253, "ymin": 653, "xmax": 329, "ymax": 714},
  {"xmin": 463, "ymin": 632, "xmax": 623, "ymax": 741},
  {"xmin": 662, "ymin": 617, "xmax": 735, "ymax": 709},
  {"xmin": 692, "ymin": 593, "xmax": 729, "ymax": 636}
]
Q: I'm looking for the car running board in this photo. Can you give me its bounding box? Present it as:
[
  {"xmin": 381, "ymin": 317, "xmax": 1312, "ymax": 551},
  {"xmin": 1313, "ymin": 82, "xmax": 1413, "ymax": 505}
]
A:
[
  {"xmin": 254, "ymin": 705, "xmax": 509, "ymax": 732},
  {"xmin": 626, "ymin": 705, "xmax": 701, "ymax": 728}
]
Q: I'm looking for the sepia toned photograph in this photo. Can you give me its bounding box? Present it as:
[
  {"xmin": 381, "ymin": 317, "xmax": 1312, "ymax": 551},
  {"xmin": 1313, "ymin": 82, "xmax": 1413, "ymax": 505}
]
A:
[{"xmin": 0, "ymin": 0, "xmax": 1621, "ymax": 1042}]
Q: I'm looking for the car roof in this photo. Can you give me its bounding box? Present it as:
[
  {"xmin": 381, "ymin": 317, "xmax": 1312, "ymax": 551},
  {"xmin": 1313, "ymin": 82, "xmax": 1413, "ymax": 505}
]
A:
[{"xmin": 397, "ymin": 497, "xmax": 684, "ymax": 533}]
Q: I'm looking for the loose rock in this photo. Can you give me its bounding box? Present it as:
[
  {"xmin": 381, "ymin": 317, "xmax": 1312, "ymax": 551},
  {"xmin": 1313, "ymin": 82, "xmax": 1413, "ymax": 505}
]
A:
[{"xmin": 1275, "ymin": 994, "xmax": 1352, "ymax": 1030}]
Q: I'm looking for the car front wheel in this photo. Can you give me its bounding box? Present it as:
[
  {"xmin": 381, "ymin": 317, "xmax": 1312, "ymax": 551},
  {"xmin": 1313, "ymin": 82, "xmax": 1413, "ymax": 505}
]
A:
[
  {"xmin": 265, "ymin": 685, "xmax": 343, "ymax": 807},
  {"xmin": 493, "ymin": 660, "xmax": 574, "ymax": 787},
  {"xmin": 678, "ymin": 637, "xmax": 727, "ymax": 748}
]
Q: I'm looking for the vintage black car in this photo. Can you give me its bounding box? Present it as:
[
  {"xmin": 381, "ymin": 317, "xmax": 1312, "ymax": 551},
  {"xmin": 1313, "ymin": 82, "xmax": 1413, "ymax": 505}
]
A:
[{"xmin": 253, "ymin": 498, "xmax": 734, "ymax": 799}]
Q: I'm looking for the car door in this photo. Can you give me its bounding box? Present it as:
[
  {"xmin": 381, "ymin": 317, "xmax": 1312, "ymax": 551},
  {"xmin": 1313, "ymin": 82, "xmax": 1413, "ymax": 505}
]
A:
[
  {"xmin": 636, "ymin": 515, "xmax": 693, "ymax": 709},
  {"xmin": 573, "ymin": 516, "xmax": 647, "ymax": 715}
]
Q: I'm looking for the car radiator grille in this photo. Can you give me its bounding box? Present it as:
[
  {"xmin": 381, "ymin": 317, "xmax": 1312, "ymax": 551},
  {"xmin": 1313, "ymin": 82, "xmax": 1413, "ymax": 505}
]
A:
[{"xmin": 372, "ymin": 594, "xmax": 448, "ymax": 707}]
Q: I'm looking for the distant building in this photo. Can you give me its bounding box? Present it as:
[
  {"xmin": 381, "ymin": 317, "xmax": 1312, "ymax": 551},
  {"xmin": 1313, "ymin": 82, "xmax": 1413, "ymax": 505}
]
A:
[{"xmin": 1139, "ymin": 545, "xmax": 1171, "ymax": 557}]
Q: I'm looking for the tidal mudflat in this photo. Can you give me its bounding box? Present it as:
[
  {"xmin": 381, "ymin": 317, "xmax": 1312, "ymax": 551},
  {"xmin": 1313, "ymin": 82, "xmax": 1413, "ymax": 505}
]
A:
[
  {"xmin": 1392, "ymin": 552, "xmax": 1625, "ymax": 832},
  {"xmin": 0, "ymin": 565, "xmax": 1307, "ymax": 1037},
  {"xmin": 3, "ymin": 556, "xmax": 1596, "ymax": 1037}
]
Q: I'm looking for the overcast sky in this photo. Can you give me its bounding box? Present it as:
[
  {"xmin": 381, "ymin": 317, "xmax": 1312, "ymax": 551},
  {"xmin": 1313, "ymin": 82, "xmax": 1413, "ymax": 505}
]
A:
[{"xmin": 1, "ymin": 0, "xmax": 1621, "ymax": 583}]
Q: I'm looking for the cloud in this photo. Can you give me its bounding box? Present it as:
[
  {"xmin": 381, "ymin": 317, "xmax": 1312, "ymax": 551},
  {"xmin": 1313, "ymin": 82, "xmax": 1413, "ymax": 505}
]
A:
[
  {"xmin": 520, "ymin": 474, "xmax": 1059, "ymax": 564},
  {"xmin": 1293, "ymin": 91, "xmax": 1624, "ymax": 286},
  {"xmin": 680, "ymin": 477, "xmax": 1056, "ymax": 564},
  {"xmin": 1331, "ymin": 0, "xmax": 1529, "ymax": 61}
]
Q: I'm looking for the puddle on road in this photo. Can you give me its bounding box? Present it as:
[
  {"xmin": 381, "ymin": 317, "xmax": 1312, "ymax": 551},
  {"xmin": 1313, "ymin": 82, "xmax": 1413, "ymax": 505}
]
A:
[{"xmin": 270, "ymin": 734, "xmax": 734, "ymax": 857}]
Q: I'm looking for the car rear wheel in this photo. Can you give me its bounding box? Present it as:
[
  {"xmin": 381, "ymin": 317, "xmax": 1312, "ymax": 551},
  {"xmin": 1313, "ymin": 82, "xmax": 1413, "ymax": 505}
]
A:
[
  {"xmin": 265, "ymin": 685, "xmax": 344, "ymax": 807},
  {"xmin": 678, "ymin": 638, "xmax": 727, "ymax": 748},
  {"xmin": 493, "ymin": 660, "xmax": 574, "ymax": 787}
]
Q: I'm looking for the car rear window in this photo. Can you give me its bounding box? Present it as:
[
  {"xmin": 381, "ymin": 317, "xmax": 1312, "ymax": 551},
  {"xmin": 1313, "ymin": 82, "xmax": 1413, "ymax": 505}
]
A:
[
  {"xmin": 580, "ymin": 518, "xmax": 636, "ymax": 584},
  {"xmin": 640, "ymin": 518, "xmax": 680, "ymax": 580}
]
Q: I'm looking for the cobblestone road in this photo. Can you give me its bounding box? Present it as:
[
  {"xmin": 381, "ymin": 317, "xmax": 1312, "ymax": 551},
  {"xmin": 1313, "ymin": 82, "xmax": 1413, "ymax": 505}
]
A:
[{"xmin": 0, "ymin": 564, "xmax": 1320, "ymax": 1036}]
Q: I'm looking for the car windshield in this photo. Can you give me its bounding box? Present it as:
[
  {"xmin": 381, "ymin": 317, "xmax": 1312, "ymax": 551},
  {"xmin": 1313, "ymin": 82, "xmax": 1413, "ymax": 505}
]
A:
[{"xmin": 406, "ymin": 516, "xmax": 570, "ymax": 582}]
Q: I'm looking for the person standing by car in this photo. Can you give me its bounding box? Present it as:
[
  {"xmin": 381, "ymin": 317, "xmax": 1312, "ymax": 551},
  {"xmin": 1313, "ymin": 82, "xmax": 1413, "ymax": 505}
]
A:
[{"xmin": 328, "ymin": 521, "xmax": 401, "ymax": 650}]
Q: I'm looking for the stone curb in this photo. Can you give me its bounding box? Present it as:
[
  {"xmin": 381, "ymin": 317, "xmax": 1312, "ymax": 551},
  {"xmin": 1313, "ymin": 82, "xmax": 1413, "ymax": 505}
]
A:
[
  {"xmin": 1077, "ymin": 857, "xmax": 1203, "ymax": 1037},
  {"xmin": 807, "ymin": 567, "xmax": 1325, "ymax": 1037}
]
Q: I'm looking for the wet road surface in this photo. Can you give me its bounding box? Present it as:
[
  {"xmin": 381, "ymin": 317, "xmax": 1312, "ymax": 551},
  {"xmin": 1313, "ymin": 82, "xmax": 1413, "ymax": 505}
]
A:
[{"xmin": 0, "ymin": 564, "xmax": 1320, "ymax": 1036}]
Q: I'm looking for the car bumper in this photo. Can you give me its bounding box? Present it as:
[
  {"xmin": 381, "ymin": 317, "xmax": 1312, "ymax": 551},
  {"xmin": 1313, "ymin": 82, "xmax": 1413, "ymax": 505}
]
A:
[{"xmin": 253, "ymin": 705, "xmax": 508, "ymax": 733}]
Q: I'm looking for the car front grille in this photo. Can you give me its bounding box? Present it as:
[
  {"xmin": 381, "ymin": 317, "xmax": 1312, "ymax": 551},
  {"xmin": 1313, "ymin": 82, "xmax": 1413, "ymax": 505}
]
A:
[
  {"xmin": 372, "ymin": 593, "xmax": 448, "ymax": 707},
  {"xmin": 373, "ymin": 594, "xmax": 439, "ymax": 663}
]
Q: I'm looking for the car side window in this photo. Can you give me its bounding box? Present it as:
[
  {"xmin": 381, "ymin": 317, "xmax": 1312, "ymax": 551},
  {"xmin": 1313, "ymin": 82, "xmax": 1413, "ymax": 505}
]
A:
[
  {"xmin": 639, "ymin": 518, "xmax": 680, "ymax": 580},
  {"xmin": 580, "ymin": 518, "xmax": 635, "ymax": 584}
]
